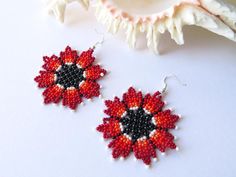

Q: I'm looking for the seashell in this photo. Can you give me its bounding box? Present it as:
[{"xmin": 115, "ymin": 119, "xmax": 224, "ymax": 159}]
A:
[
  {"xmin": 46, "ymin": 0, "xmax": 236, "ymax": 53},
  {"xmin": 46, "ymin": 0, "xmax": 89, "ymax": 22}
]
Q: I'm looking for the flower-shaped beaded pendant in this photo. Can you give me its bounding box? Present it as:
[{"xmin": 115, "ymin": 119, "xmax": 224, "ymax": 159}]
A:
[
  {"xmin": 35, "ymin": 46, "xmax": 106, "ymax": 110},
  {"xmin": 97, "ymin": 87, "xmax": 180, "ymax": 166}
]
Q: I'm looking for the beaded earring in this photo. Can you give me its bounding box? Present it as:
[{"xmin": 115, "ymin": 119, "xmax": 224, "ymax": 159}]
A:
[
  {"xmin": 34, "ymin": 43, "xmax": 106, "ymax": 110},
  {"xmin": 97, "ymin": 76, "xmax": 186, "ymax": 167}
]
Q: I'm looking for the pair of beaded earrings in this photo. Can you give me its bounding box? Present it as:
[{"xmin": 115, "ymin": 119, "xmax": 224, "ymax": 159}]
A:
[{"xmin": 34, "ymin": 44, "xmax": 181, "ymax": 167}]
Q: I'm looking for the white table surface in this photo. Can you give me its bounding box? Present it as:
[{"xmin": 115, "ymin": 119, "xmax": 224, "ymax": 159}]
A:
[{"xmin": 0, "ymin": 1, "xmax": 236, "ymax": 177}]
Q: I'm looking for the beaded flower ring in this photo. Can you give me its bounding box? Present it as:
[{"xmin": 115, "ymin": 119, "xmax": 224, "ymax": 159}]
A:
[
  {"xmin": 34, "ymin": 45, "xmax": 106, "ymax": 110},
  {"xmin": 97, "ymin": 77, "xmax": 184, "ymax": 166}
]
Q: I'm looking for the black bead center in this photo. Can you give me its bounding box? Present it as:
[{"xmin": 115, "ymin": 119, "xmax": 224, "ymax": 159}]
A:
[
  {"xmin": 56, "ymin": 64, "xmax": 84, "ymax": 88},
  {"xmin": 120, "ymin": 108, "xmax": 156, "ymax": 142}
]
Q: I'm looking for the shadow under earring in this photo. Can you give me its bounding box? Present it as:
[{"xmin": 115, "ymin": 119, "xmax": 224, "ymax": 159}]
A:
[{"xmin": 34, "ymin": 45, "xmax": 107, "ymax": 110}]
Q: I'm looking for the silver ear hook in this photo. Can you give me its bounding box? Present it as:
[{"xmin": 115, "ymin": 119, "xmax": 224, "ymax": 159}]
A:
[
  {"xmin": 92, "ymin": 36, "xmax": 105, "ymax": 49},
  {"xmin": 92, "ymin": 29, "xmax": 105, "ymax": 50},
  {"xmin": 161, "ymin": 74, "xmax": 187, "ymax": 94}
]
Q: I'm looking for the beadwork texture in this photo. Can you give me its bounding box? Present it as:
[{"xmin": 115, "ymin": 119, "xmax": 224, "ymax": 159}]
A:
[
  {"xmin": 97, "ymin": 87, "xmax": 179, "ymax": 165},
  {"xmin": 35, "ymin": 46, "xmax": 106, "ymax": 110}
]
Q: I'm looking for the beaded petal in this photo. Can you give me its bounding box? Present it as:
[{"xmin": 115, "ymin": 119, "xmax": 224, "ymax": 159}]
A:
[
  {"xmin": 97, "ymin": 87, "xmax": 179, "ymax": 166},
  {"xmin": 35, "ymin": 46, "xmax": 106, "ymax": 110}
]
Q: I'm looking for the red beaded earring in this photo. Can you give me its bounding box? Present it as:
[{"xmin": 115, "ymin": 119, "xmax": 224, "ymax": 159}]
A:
[
  {"xmin": 97, "ymin": 76, "xmax": 186, "ymax": 167},
  {"xmin": 34, "ymin": 43, "xmax": 107, "ymax": 110}
]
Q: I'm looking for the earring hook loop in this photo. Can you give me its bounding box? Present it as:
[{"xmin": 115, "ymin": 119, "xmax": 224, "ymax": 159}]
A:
[
  {"xmin": 92, "ymin": 29, "xmax": 105, "ymax": 50},
  {"xmin": 161, "ymin": 74, "xmax": 187, "ymax": 94}
]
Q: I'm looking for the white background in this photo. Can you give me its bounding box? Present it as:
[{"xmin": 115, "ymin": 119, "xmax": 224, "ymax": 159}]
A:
[{"xmin": 0, "ymin": 1, "xmax": 236, "ymax": 177}]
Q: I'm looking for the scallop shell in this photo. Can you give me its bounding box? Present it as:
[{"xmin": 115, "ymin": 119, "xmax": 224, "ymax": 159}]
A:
[{"xmin": 46, "ymin": 0, "xmax": 236, "ymax": 53}]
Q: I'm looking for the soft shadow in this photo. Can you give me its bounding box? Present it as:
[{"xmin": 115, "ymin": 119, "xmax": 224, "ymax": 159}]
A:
[
  {"xmin": 135, "ymin": 32, "xmax": 149, "ymax": 51},
  {"xmin": 64, "ymin": 4, "xmax": 95, "ymax": 27},
  {"xmin": 159, "ymin": 26, "xmax": 236, "ymax": 55}
]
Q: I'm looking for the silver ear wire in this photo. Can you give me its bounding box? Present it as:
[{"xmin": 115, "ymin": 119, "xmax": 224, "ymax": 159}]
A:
[
  {"xmin": 92, "ymin": 29, "xmax": 106, "ymax": 50},
  {"xmin": 161, "ymin": 74, "xmax": 187, "ymax": 94}
]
